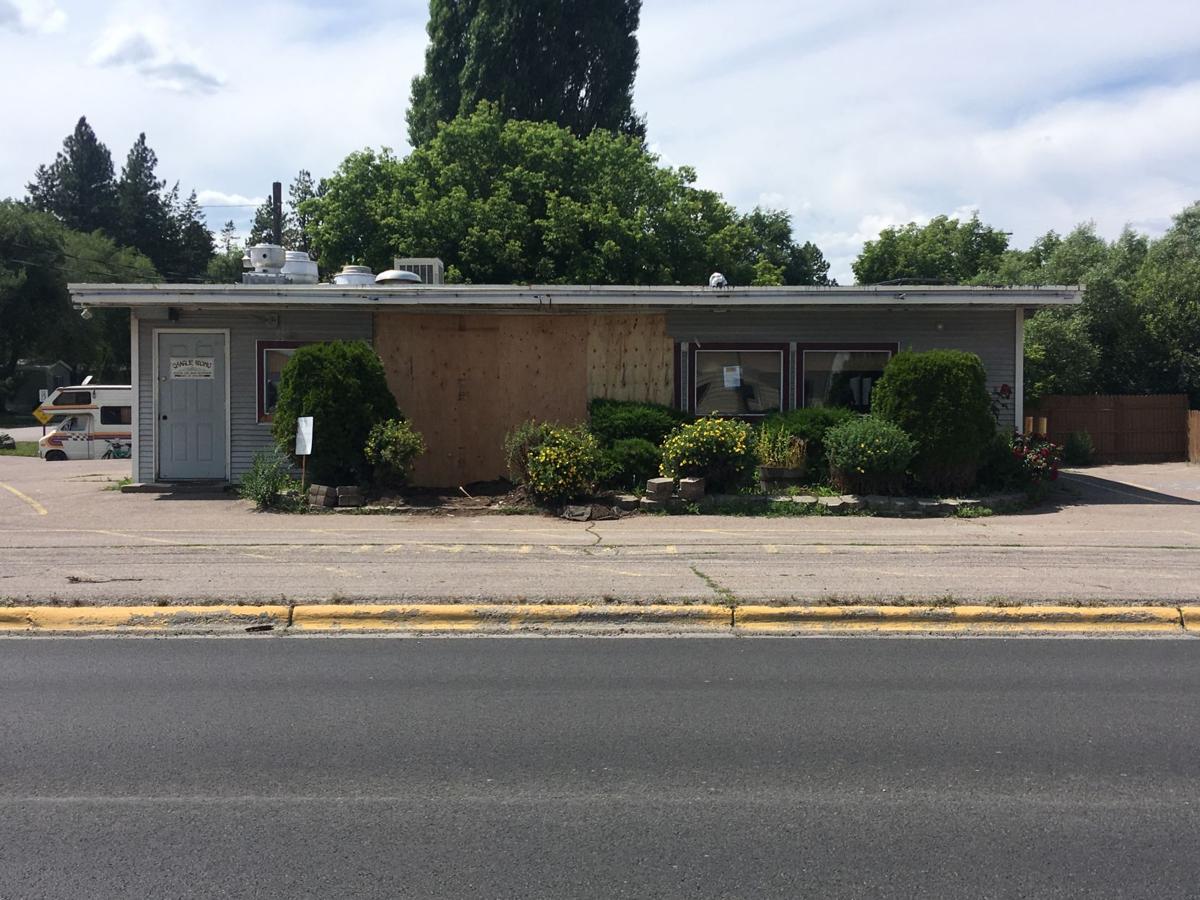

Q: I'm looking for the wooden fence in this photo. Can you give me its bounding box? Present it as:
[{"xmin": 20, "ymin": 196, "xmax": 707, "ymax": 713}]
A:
[
  {"xmin": 1190, "ymin": 410, "xmax": 1200, "ymax": 464},
  {"xmin": 1028, "ymin": 395, "xmax": 1190, "ymax": 464}
]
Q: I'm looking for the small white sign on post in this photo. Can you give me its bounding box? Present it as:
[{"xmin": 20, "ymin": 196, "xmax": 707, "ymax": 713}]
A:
[
  {"xmin": 295, "ymin": 417, "xmax": 313, "ymax": 456},
  {"xmin": 38, "ymin": 389, "xmax": 49, "ymax": 402},
  {"xmin": 295, "ymin": 416, "xmax": 314, "ymax": 491}
]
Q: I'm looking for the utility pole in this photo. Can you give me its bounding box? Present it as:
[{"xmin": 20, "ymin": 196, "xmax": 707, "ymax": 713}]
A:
[{"xmin": 271, "ymin": 181, "xmax": 283, "ymax": 246}]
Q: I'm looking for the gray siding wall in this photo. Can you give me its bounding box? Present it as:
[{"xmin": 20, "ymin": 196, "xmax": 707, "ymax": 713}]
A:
[
  {"xmin": 666, "ymin": 308, "xmax": 1018, "ymax": 428},
  {"xmin": 135, "ymin": 309, "xmax": 373, "ymax": 482}
]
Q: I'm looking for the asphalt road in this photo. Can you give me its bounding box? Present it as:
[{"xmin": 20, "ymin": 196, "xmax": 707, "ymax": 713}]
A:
[{"xmin": 1, "ymin": 637, "xmax": 1198, "ymax": 898}]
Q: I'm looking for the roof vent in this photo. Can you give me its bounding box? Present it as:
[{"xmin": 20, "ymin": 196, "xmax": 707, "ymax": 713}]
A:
[
  {"xmin": 332, "ymin": 265, "xmax": 376, "ymax": 286},
  {"xmin": 708, "ymin": 272, "xmax": 728, "ymax": 288},
  {"xmin": 375, "ymin": 269, "xmax": 423, "ymax": 285},
  {"xmin": 393, "ymin": 257, "xmax": 444, "ymax": 285},
  {"xmin": 243, "ymin": 244, "xmax": 286, "ymax": 274},
  {"xmin": 281, "ymin": 251, "xmax": 318, "ymax": 284}
]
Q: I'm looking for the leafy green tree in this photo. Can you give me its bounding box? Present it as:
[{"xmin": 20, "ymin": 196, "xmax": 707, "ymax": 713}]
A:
[
  {"xmin": 0, "ymin": 202, "xmax": 69, "ymax": 406},
  {"xmin": 407, "ymin": 0, "xmax": 645, "ymax": 147},
  {"xmin": 26, "ymin": 116, "xmax": 119, "ymax": 235},
  {"xmin": 852, "ymin": 213, "xmax": 1009, "ymax": 284},
  {"xmin": 1023, "ymin": 309, "xmax": 1101, "ymax": 403},
  {"xmin": 1136, "ymin": 202, "xmax": 1200, "ymax": 405},
  {"xmin": 307, "ymin": 105, "xmax": 830, "ymax": 286}
]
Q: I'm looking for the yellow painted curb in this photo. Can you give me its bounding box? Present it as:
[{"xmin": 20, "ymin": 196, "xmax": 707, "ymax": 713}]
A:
[
  {"xmin": 734, "ymin": 605, "xmax": 1183, "ymax": 633},
  {"xmin": 0, "ymin": 606, "xmax": 290, "ymax": 632},
  {"xmin": 290, "ymin": 603, "xmax": 731, "ymax": 632},
  {"xmin": 1181, "ymin": 607, "xmax": 1200, "ymax": 634}
]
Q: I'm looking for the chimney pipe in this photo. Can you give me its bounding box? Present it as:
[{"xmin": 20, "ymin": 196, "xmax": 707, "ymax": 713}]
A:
[{"xmin": 272, "ymin": 181, "xmax": 283, "ymax": 246}]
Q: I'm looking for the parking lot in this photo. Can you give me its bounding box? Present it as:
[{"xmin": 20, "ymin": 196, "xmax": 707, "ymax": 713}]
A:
[{"xmin": 1, "ymin": 454, "xmax": 1197, "ymax": 606}]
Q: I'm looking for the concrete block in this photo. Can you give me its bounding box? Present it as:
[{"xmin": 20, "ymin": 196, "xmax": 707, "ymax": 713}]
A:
[
  {"xmin": 839, "ymin": 495, "xmax": 864, "ymax": 511},
  {"xmin": 645, "ymin": 477, "xmax": 674, "ymax": 499},
  {"xmin": 613, "ymin": 494, "xmax": 640, "ymax": 511},
  {"xmin": 677, "ymin": 477, "xmax": 706, "ymax": 501},
  {"xmin": 308, "ymin": 484, "xmax": 337, "ymax": 507},
  {"xmin": 818, "ymin": 497, "xmax": 846, "ymax": 511},
  {"xmin": 336, "ymin": 485, "xmax": 364, "ymax": 508},
  {"xmin": 791, "ymin": 494, "xmax": 819, "ymax": 505},
  {"xmin": 639, "ymin": 497, "xmax": 667, "ymax": 511}
]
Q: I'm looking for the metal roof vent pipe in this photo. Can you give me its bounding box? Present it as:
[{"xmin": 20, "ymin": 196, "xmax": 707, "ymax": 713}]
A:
[
  {"xmin": 243, "ymin": 243, "xmax": 286, "ymax": 274},
  {"xmin": 331, "ymin": 265, "xmax": 376, "ymax": 286},
  {"xmin": 375, "ymin": 269, "xmax": 423, "ymax": 285},
  {"xmin": 281, "ymin": 251, "xmax": 319, "ymax": 284}
]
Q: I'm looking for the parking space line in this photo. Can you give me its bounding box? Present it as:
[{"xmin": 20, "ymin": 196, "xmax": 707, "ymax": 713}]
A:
[{"xmin": 0, "ymin": 483, "xmax": 47, "ymax": 516}]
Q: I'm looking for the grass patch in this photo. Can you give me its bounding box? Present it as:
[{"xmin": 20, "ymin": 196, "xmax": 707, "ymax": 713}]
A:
[
  {"xmin": 955, "ymin": 505, "xmax": 994, "ymax": 518},
  {"xmin": 697, "ymin": 498, "xmax": 832, "ymax": 517},
  {"xmin": 0, "ymin": 441, "xmax": 38, "ymax": 457},
  {"xmin": 105, "ymin": 476, "xmax": 133, "ymax": 491}
]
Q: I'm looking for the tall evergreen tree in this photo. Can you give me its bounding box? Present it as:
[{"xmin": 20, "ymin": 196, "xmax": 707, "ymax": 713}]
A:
[
  {"xmin": 115, "ymin": 133, "xmax": 171, "ymax": 274},
  {"xmin": 247, "ymin": 197, "xmax": 282, "ymax": 247},
  {"xmin": 26, "ymin": 116, "xmax": 119, "ymax": 235},
  {"xmin": 169, "ymin": 189, "xmax": 215, "ymax": 281},
  {"xmin": 286, "ymin": 170, "xmax": 317, "ymax": 252},
  {"xmin": 407, "ymin": 0, "xmax": 645, "ymax": 147}
]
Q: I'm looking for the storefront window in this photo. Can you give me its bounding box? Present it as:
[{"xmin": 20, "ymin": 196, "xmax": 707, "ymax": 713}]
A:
[
  {"xmin": 257, "ymin": 342, "xmax": 306, "ymax": 421},
  {"xmin": 693, "ymin": 350, "xmax": 784, "ymax": 416},
  {"xmin": 803, "ymin": 350, "xmax": 892, "ymax": 411}
]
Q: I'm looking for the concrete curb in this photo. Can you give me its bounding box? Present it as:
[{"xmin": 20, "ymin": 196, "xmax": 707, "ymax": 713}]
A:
[
  {"xmin": 0, "ymin": 603, "xmax": 1195, "ymax": 635},
  {"xmin": 0, "ymin": 605, "xmax": 289, "ymax": 632},
  {"xmin": 289, "ymin": 604, "xmax": 731, "ymax": 632},
  {"xmin": 734, "ymin": 605, "xmax": 1184, "ymax": 633}
]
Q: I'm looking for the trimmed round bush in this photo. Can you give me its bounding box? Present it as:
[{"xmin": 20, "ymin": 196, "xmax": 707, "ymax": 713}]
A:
[
  {"xmin": 659, "ymin": 417, "xmax": 755, "ymax": 492},
  {"xmin": 599, "ymin": 437, "xmax": 661, "ymax": 490},
  {"xmin": 870, "ymin": 349, "xmax": 995, "ymax": 493},
  {"xmin": 523, "ymin": 425, "xmax": 603, "ymax": 503},
  {"xmin": 364, "ymin": 418, "xmax": 425, "ymax": 487},
  {"xmin": 824, "ymin": 415, "xmax": 915, "ymax": 495},
  {"xmin": 588, "ymin": 398, "xmax": 690, "ymax": 446},
  {"xmin": 271, "ymin": 341, "xmax": 400, "ymax": 485}
]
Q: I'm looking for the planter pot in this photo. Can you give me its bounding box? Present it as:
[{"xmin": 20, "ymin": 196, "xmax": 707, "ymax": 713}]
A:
[{"xmin": 758, "ymin": 465, "xmax": 807, "ymax": 493}]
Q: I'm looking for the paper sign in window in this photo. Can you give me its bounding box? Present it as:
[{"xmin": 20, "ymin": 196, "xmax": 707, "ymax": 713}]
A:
[{"xmin": 723, "ymin": 366, "xmax": 742, "ymax": 388}]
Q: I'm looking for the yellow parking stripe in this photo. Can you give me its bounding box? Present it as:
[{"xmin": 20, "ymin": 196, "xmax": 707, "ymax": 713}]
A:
[{"xmin": 0, "ymin": 483, "xmax": 48, "ymax": 516}]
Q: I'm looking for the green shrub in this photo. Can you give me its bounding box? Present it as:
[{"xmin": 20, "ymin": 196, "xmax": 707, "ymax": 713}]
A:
[
  {"xmin": 599, "ymin": 437, "xmax": 661, "ymax": 490},
  {"xmin": 588, "ymin": 398, "xmax": 690, "ymax": 446},
  {"xmin": 271, "ymin": 341, "xmax": 399, "ymax": 484},
  {"xmin": 870, "ymin": 349, "xmax": 995, "ymax": 493},
  {"xmin": 659, "ymin": 417, "xmax": 756, "ymax": 492},
  {"xmin": 977, "ymin": 430, "xmax": 1024, "ymax": 491},
  {"xmin": 1063, "ymin": 430, "xmax": 1096, "ymax": 466},
  {"xmin": 762, "ymin": 406, "xmax": 856, "ymax": 476},
  {"xmin": 364, "ymin": 419, "xmax": 426, "ymax": 487},
  {"xmin": 239, "ymin": 449, "xmax": 303, "ymax": 511},
  {"xmin": 824, "ymin": 415, "xmax": 915, "ymax": 495},
  {"xmin": 503, "ymin": 419, "xmax": 555, "ymax": 484},
  {"xmin": 524, "ymin": 425, "xmax": 603, "ymax": 503},
  {"xmin": 755, "ymin": 422, "xmax": 807, "ymax": 469}
]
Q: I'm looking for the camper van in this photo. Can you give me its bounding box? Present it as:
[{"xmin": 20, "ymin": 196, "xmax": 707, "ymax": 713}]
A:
[{"xmin": 33, "ymin": 383, "xmax": 133, "ymax": 462}]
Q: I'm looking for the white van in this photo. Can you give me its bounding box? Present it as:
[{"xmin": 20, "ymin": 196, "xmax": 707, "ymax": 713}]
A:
[{"xmin": 33, "ymin": 384, "xmax": 133, "ymax": 461}]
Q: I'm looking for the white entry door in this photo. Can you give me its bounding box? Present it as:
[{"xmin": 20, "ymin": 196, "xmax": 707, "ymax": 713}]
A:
[{"xmin": 157, "ymin": 332, "xmax": 227, "ymax": 480}]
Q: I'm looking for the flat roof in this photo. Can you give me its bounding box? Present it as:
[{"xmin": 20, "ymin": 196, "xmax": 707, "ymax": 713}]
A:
[{"xmin": 69, "ymin": 282, "xmax": 1081, "ymax": 311}]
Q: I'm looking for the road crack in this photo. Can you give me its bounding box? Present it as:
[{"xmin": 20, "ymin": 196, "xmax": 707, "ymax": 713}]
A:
[{"xmin": 689, "ymin": 564, "xmax": 736, "ymax": 608}]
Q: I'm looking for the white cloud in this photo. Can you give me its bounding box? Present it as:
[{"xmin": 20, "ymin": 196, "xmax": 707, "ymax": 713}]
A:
[
  {"xmin": 0, "ymin": 0, "xmax": 65, "ymax": 33},
  {"xmin": 90, "ymin": 23, "xmax": 223, "ymax": 94},
  {"xmin": 196, "ymin": 190, "xmax": 265, "ymax": 208}
]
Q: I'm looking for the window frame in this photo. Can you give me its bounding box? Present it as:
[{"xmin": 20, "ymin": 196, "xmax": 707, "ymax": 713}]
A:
[
  {"xmin": 99, "ymin": 405, "xmax": 132, "ymax": 426},
  {"xmin": 256, "ymin": 340, "xmax": 308, "ymax": 423},
  {"xmin": 687, "ymin": 342, "xmax": 790, "ymax": 419},
  {"xmin": 799, "ymin": 342, "xmax": 899, "ymax": 410}
]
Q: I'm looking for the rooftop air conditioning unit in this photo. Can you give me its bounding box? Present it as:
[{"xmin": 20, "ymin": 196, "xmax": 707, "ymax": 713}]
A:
[{"xmin": 393, "ymin": 257, "xmax": 444, "ymax": 285}]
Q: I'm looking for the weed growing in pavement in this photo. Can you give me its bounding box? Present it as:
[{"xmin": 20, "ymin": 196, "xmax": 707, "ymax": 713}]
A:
[
  {"xmin": 955, "ymin": 505, "xmax": 994, "ymax": 518},
  {"xmin": 105, "ymin": 477, "xmax": 133, "ymax": 491}
]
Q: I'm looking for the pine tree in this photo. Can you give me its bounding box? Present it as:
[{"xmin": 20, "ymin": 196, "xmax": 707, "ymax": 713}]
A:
[
  {"xmin": 286, "ymin": 170, "xmax": 316, "ymax": 252},
  {"xmin": 26, "ymin": 116, "xmax": 119, "ymax": 234},
  {"xmin": 407, "ymin": 0, "xmax": 645, "ymax": 147},
  {"xmin": 247, "ymin": 198, "xmax": 281, "ymax": 246},
  {"xmin": 172, "ymin": 190, "xmax": 215, "ymax": 281},
  {"xmin": 218, "ymin": 220, "xmax": 239, "ymax": 253},
  {"xmin": 115, "ymin": 133, "xmax": 172, "ymax": 274}
]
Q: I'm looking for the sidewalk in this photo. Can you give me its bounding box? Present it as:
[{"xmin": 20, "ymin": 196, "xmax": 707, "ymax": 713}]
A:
[{"xmin": 0, "ymin": 456, "xmax": 1197, "ymax": 606}]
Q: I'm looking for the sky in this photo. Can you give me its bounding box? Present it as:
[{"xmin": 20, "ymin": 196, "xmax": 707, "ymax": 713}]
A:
[{"xmin": 2, "ymin": 0, "xmax": 1199, "ymax": 284}]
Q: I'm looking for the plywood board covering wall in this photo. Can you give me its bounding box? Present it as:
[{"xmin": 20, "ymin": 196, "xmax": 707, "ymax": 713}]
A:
[{"xmin": 374, "ymin": 312, "xmax": 672, "ymax": 486}]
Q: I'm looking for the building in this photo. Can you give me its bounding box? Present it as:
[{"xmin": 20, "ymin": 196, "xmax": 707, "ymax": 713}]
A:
[{"xmin": 69, "ymin": 276, "xmax": 1079, "ymax": 487}]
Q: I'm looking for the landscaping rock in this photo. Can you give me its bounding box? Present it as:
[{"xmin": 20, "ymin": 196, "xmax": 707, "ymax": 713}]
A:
[
  {"xmin": 613, "ymin": 494, "xmax": 641, "ymax": 511},
  {"xmin": 791, "ymin": 494, "xmax": 819, "ymax": 505},
  {"xmin": 589, "ymin": 504, "xmax": 618, "ymax": 521},
  {"xmin": 645, "ymin": 477, "xmax": 674, "ymax": 499},
  {"xmin": 0, "ymin": 433, "xmax": 15, "ymax": 450},
  {"xmin": 839, "ymin": 495, "xmax": 863, "ymax": 511},
  {"xmin": 677, "ymin": 477, "xmax": 706, "ymax": 501},
  {"xmin": 818, "ymin": 497, "xmax": 846, "ymax": 511},
  {"xmin": 308, "ymin": 484, "xmax": 337, "ymax": 508},
  {"xmin": 639, "ymin": 497, "xmax": 667, "ymax": 511},
  {"xmin": 562, "ymin": 505, "xmax": 592, "ymax": 522},
  {"xmin": 336, "ymin": 486, "xmax": 364, "ymax": 508},
  {"xmin": 859, "ymin": 495, "xmax": 889, "ymax": 511},
  {"xmin": 917, "ymin": 498, "xmax": 952, "ymax": 516}
]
